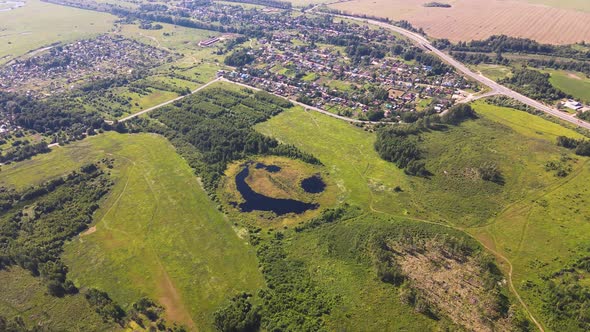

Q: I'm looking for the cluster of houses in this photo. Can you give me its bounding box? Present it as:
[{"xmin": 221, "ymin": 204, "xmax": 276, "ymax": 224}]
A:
[
  {"xmin": 222, "ymin": 33, "xmax": 467, "ymax": 119},
  {"xmin": 0, "ymin": 35, "xmax": 172, "ymax": 96}
]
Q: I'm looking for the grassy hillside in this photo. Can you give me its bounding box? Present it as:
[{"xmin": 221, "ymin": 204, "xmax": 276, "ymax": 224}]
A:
[
  {"xmin": 468, "ymin": 103, "xmax": 590, "ymax": 331},
  {"xmin": 286, "ymin": 214, "xmax": 458, "ymax": 331},
  {"xmin": 0, "ymin": 132, "xmax": 264, "ymax": 329}
]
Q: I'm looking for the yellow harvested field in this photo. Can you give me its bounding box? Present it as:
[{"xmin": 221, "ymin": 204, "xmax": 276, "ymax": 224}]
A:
[{"xmin": 330, "ymin": 0, "xmax": 590, "ymax": 44}]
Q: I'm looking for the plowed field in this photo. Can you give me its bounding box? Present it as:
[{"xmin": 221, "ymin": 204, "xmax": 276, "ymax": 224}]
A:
[{"xmin": 331, "ymin": 0, "xmax": 590, "ymax": 44}]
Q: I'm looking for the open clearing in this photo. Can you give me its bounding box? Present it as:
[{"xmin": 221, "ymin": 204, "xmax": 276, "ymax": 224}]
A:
[
  {"xmin": 0, "ymin": 0, "xmax": 116, "ymax": 65},
  {"xmin": 474, "ymin": 64, "xmax": 513, "ymax": 81},
  {"xmin": 466, "ymin": 103, "xmax": 590, "ymax": 330},
  {"xmin": 219, "ymin": 155, "xmax": 338, "ymax": 227},
  {"xmin": 256, "ymin": 103, "xmax": 581, "ymax": 227},
  {"xmin": 542, "ymin": 69, "xmax": 590, "ymax": 103},
  {"xmin": 329, "ymin": 0, "xmax": 590, "ymax": 44},
  {"xmin": 288, "ymin": 214, "xmax": 456, "ymax": 330},
  {"xmin": 0, "ymin": 132, "xmax": 264, "ymax": 329}
]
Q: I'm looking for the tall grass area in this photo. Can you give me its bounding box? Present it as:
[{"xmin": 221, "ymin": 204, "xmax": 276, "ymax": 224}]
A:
[
  {"xmin": 0, "ymin": 132, "xmax": 264, "ymax": 329},
  {"xmin": 469, "ymin": 103, "xmax": 590, "ymax": 331},
  {"xmin": 256, "ymin": 107, "xmax": 412, "ymax": 216},
  {"xmin": 475, "ymin": 64, "xmax": 513, "ymax": 81},
  {"xmin": 0, "ymin": 267, "xmax": 115, "ymax": 331},
  {"xmin": 0, "ymin": 0, "xmax": 116, "ymax": 65}
]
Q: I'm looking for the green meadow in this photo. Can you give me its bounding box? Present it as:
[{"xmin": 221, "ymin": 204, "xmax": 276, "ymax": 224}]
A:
[
  {"xmin": 257, "ymin": 99, "xmax": 590, "ymax": 330},
  {"xmin": 287, "ymin": 214, "xmax": 457, "ymax": 331},
  {"xmin": 0, "ymin": 132, "xmax": 264, "ymax": 329},
  {"xmin": 0, "ymin": 267, "xmax": 115, "ymax": 331},
  {"xmin": 545, "ymin": 69, "xmax": 590, "ymax": 103},
  {"xmin": 0, "ymin": 0, "xmax": 116, "ymax": 64},
  {"xmin": 256, "ymin": 102, "xmax": 581, "ymax": 227},
  {"xmin": 474, "ymin": 64, "xmax": 513, "ymax": 81}
]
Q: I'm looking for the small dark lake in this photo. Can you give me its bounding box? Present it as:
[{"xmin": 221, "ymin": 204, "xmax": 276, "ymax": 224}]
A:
[
  {"xmin": 236, "ymin": 164, "xmax": 318, "ymax": 215},
  {"xmin": 255, "ymin": 163, "xmax": 281, "ymax": 173},
  {"xmin": 301, "ymin": 175, "xmax": 326, "ymax": 194}
]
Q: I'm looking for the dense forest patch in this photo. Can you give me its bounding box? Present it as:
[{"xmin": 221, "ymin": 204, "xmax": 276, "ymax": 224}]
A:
[
  {"xmin": 0, "ymin": 162, "xmax": 112, "ymax": 295},
  {"xmin": 129, "ymin": 85, "xmax": 319, "ymax": 193}
]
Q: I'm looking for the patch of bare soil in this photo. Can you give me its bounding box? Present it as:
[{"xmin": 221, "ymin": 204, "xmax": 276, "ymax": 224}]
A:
[
  {"xmin": 81, "ymin": 226, "xmax": 96, "ymax": 236},
  {"xmin": 567, "ymin": 72, "xmax": 582, "ymax": 80},
  {"xmin": 391, "ymin": 240, "xmax": 512, "ymax": 331},
  {"xmin": 158, "ymin": 270, "xmax": 196, "ymax": 331}
]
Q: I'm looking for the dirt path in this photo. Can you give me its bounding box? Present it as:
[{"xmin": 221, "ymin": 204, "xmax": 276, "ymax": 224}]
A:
[
  {"xmin": 140, "ymin": 166, "xmax": 197, "ymax": 330},
  {"xmin": 158, "ymin": 266, "xmax": 197, "ymax": 330},
  {"xmin": 117, "ymin": 77, "xmax": 222, "ymax": 122}
]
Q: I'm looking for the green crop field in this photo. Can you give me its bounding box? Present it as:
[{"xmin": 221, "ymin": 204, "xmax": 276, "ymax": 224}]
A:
[
  {"xmin": 0, "ymin": 132, "xmax": 264, "ymax": 329},
  {"xmin": 0, "ymin": 0, "xmax": 116, "ymax": 65}
]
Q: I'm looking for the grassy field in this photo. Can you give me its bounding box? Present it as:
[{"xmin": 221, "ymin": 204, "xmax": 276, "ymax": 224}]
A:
[
  {"xmin": 257, "ymin": 100, "xmax": 590, "ymax": 329},
  {"xmin": 0, "ymin": 132, "xmax": 264, "ymax": 329},
  {"xmin": 0, "ymin": 0, "xmax": 116, "ymax": 65},
  {"xmin": 256, "ymin": 108, "xmax": 412, "ymax": 217},
  {"xmin": 474, "ymin": 64, "xmax": 512, "ymax": 81},
  {"xmin": 472, "ymin": 100, "xmax": 585, "ymax": 140},
  {"xmin": 465, "ymin": 102, "xmax": 590, "ymax": 330},
  {"xmin": 257, "ymin": 103, "xmax": 581, "ymax": 227},
  {"xmin": 543, "ymin": 69, "xmax": 590, "ymax": 103},
  {"xmin": 0, "ymin": 267, "xmax": 116, "ymax": 331}
]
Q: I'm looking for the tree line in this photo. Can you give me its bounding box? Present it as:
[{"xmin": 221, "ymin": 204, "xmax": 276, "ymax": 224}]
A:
[
  {"xmin": 374, "ymin": 104, "xmax": 478, "ymax": 177},
  {"xmin": 0, "ymin": 163, "xmax": 111, "ymax": 297},
  {"xmin": 556, "ymin": 136, "xmax": 590, "ymax": 156},
  {"xmin": 500, "ymin": 68, "xmax": 567, "ymax": 102}
]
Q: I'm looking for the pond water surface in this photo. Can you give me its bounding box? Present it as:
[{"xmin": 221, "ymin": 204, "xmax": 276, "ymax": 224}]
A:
[
  {"xmin": 301, "ymin": 175, "xmax": 326, "ymax": 193},
  {"xmin": 236, "ymin": 164, "xmax": 318, "ymax": 215}
]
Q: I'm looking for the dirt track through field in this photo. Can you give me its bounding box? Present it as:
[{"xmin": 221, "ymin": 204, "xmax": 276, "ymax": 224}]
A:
[{"xmin": 331, "ymin": 0, "xmax": 590, "ymax": 44}]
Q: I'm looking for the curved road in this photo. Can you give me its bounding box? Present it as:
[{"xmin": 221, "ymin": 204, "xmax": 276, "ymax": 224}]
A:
[{"xmin": 335, "ymin": 15, "xmax": 590, "ymax": 131}]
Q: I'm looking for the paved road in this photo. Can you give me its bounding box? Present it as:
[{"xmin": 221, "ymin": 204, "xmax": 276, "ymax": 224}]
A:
[
  {"xmin": 336, "ymin": 15, "xmax": 590, "ymax": 131},
  {"xmin": 118, "ymin": 77, "xmax": 223, "ymax": 122}
]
